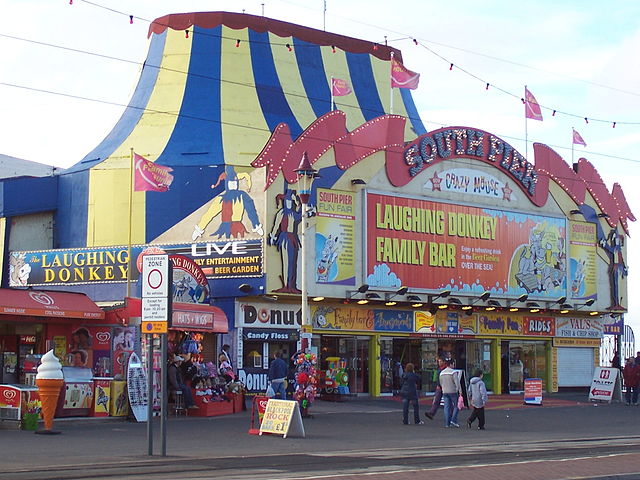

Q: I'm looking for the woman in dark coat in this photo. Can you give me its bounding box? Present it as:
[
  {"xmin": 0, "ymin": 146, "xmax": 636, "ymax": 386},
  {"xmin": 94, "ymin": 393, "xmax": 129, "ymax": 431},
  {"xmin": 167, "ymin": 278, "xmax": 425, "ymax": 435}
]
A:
[{"xmin": 400, "ymin": 363, "xmax": 423, "ymax": 425}]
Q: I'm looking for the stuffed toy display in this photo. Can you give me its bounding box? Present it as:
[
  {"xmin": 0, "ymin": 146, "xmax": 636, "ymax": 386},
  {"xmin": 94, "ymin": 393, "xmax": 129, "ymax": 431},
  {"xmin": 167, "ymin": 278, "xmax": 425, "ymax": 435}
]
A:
[{"xmin": 292, "ymin": 351, "xmax": 317, "ymax": 417}]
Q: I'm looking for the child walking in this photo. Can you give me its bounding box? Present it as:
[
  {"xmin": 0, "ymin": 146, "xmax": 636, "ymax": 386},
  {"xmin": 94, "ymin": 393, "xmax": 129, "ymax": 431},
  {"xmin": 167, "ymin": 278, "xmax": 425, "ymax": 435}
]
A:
[{"xmin": 467, "ymin": 368, "xmax": 488, "ymax": 430}]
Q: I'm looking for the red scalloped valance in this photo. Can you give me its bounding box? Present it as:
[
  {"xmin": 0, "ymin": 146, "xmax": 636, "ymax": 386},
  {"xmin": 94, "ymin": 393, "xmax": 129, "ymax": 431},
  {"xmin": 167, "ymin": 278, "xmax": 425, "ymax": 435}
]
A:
[{"xmin": 148, "ymin": 11, "xmax": 402, "ymax": 62}]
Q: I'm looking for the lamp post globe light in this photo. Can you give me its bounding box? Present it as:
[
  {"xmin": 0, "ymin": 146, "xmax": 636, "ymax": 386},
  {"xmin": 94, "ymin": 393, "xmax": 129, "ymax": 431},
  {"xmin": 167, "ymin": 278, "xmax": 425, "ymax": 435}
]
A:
[{"xmin": 295, "ymin": 151, "xmax": 317, "ymax": 350}]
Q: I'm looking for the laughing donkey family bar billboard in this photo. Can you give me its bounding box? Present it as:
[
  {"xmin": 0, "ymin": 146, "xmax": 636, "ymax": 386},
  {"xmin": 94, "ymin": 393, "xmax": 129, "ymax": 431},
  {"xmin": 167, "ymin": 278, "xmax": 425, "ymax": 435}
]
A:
[{"xmin": 366, "ymin": 192, "xmax": 566, "ymax": 300}]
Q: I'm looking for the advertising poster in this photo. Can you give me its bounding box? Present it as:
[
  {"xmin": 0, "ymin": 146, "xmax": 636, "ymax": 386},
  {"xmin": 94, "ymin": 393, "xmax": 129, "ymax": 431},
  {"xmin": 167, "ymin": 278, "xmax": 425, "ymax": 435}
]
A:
[
  {"xmin": 312, "ymin": 307, "xmax": 373, "ymax": 331},
  {"xmin": 365, "ymin": 193, "xmax": 567, "ymax": 299},
  {"xmin": 568, "ymin": 221, "xmax": 597, "ymax": 302},
  {"xmin": 315, "ymin": 189, "xmax": 355, "ymax": 285},
  {"xmin": 556, "ymin": 317, "xmax": 603, "ymax": 338},
  {"xmin": 524, "ymin": 378, "xmax": 543, "ymax": 405},
  {"xmin": 372, "ymin": 310, "xmax": 413, "ymax": 332},
  {"xmin": 522, "ymin": 317, "xmax": 556, "ymax": 336},
  {"xmin": 112, "ymin": 326, "xmax": 136, "ymax": 377},
  {"xmin": 414, "ymin": 311, "xmax": 436, "ymax": 333},
  {"xmin": 93, "ymin": 378, "xmax": 111, "ymax": 417},
  {"xmin": 90, "ymin": 327, "xmax": 112, "ymax": 376},
  {"xmin": 589, "ymin": 367, "xmax": 620, "ymax": 403},
  {"xmin": 68, "ymin": 327, "xmax": 93, "ymax": 368},
  {"xmin": 9, "ymin": 239, "xmax": 263, "ymax": 287},
  {"xmin": 477, "ymin": 313, "xmax": 523, "ymax": 336},
  {"xmin": 52, "ymin": 335, "xmax": 67, "ymax": 363}
]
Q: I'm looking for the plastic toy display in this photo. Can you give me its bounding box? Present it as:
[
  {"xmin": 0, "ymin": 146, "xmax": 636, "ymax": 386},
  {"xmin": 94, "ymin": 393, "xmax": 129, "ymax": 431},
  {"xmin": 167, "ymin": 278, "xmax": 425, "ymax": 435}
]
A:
[{"xmin": 292, "ymin": 351, "xmax": 317, "ymax": 417}]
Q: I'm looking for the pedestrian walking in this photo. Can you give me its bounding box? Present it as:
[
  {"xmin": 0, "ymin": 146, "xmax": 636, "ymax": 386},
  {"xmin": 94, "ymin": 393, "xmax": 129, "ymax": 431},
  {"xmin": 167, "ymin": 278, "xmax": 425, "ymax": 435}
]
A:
[
  {"xmin": 424, "ymin": 356, "xmax": 446, "ymax": 420},
  {"xmin": 622, "ymin": 357, "xmax": 640, "ymax": 406},
  {"xmin": 440, "ymin": 358, "xmax": 461, "ymax": 428},
  {"xmin": 400, "ymin": 363, "xmax": 423, "ymax": 425},
  {"xmin": 467, "ymin": 368, "xmax": 488, "ymax": 430},
  {"xmin": 267, "ymin": 350, "xmax": 289, "ymax": 400}
]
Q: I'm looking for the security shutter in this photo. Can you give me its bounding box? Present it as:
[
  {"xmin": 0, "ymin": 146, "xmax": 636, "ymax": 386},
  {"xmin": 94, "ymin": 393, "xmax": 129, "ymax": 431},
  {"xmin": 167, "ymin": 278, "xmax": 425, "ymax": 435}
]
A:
[{"xmin": 557, "ymin": 347, "xmax": 594, "ymax": 387}]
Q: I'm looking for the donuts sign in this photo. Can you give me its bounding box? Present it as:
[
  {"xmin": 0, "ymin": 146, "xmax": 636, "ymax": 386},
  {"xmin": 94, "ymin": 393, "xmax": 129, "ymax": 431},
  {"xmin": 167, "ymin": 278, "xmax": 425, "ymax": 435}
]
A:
[{"xmin": 238, "ymin": 303, "xmax": 301, "ymax": 329}]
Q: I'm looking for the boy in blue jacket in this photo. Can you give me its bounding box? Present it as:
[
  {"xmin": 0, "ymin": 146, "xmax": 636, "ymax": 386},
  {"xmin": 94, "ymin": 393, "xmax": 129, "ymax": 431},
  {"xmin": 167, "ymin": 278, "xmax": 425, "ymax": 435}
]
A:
[{"xmin": 467, "ymin": 368, "xmax": 488, "ymax": 430}]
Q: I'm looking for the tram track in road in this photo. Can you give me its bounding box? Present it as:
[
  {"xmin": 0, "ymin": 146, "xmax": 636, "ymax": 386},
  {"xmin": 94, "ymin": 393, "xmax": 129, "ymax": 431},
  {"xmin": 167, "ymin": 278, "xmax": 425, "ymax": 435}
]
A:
[{"xmin": 3, "ymin": 436, "xmax": 640, "ymax": 480}]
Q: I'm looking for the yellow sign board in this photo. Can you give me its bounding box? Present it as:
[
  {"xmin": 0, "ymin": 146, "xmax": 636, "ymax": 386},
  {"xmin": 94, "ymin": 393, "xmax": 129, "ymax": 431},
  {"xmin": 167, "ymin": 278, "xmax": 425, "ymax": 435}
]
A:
[
  {"xmin": 552, "ymin": 337, "xmax": 600, "ymax": 347},
  {"xmin": 141, "ymin": 321, "xmax": 168, "ymax": 334},
  {"xmin": 301, "ymin": 325, "xmax": 313, "ymax": 334},
  {"xmin": 259, "ymin": 399, "xmax": 305, "ymax": 438}
]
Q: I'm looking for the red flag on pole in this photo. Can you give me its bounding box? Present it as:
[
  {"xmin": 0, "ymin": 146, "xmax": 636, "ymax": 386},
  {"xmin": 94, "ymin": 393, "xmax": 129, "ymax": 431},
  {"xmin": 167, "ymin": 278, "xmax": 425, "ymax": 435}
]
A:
[
  {"xmin": 133, "ymin": 153, "xmax": 174, "ymax": 192},
  {"xmin": 331, "ymin": 77, "xmax": 352, "ymax": 97},
  {"xmin": 572, "ymin": 128, "xmax": 587, "ymax": 147},
  {"xmin": 524, "ymin": 87, "xmax": 543, "ymax": 121},
  {"xmin": 391, "ymin": 55, "xmax": 420, "ymax": 90}
]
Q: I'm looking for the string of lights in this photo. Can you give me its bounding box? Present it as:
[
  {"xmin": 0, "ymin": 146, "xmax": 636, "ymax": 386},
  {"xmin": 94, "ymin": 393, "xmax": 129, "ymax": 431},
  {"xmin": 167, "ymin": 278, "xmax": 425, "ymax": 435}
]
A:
[
  {"xmin": 1, "ymin": 78, "xmax": 638, "ymax": 173},
  {"xmin": 0, "ymin": 1, "xmax": 638, "ymax": 168},
  {"xmin": 61, "ymin": 0, "xmax": 640, "ymax": 128}
]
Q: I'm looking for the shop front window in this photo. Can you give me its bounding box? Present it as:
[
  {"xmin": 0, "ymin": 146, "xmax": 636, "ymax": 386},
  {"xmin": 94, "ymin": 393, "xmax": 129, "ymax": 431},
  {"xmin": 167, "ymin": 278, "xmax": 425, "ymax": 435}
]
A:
[
  {"xmin": 421, "ymin": 339, "xmax": 438, "ymax": 393},
  {"xmin": 244, "ymin": 341, "xmax": 263, "ymax": 368},
  {"xmin": 319, "ymin": 336, "xmax": 369, "ymax": 395},
  {"xmin": 508, "ymin": 341, "xmax": 547, "ymax": 392},
  {"xmin": 379, "ymin": 338, "xmax": 393, "ymax": 395}
]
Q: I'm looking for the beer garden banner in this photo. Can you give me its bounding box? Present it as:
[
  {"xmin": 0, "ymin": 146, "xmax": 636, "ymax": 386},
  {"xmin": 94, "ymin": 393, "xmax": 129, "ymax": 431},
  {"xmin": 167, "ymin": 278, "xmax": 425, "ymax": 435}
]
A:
[{"xmin": 9, "ymin": 240, "xmax": 262, "ymax": 286}]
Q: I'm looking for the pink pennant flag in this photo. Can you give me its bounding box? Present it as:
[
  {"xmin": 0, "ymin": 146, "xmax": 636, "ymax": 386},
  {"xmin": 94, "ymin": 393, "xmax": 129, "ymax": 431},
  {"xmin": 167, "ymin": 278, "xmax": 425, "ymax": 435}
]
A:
[
  {"xmin": 572, "ymin": 128, "xmax": 587, "ymax": 147},
  {"xmin": 133, "ymin": 153, "xmax": 174, "ymax": 192},
  {"xmin": 524, "ymin": 87, "xmax": 543, "ymax": 121},
  {"xmin": 331, "ymin": 77, "xmax": 352, "ymax": 97},
  {"xmin": 390, "ymin": 55, "xmax": 420, "ymax": 90}
]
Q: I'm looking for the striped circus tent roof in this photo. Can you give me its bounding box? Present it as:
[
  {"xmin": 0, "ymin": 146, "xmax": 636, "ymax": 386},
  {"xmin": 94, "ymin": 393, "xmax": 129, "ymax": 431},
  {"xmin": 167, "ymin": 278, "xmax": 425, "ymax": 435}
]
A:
[{"xmin": 57, "ymin": 12, "xmax": 426, "ymax": 248}]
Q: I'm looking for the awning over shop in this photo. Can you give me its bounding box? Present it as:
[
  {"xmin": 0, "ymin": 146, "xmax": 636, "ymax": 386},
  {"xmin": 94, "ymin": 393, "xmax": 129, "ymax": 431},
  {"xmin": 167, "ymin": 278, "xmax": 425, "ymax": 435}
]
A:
[
  {"xmin": 123, "ymin": 297, "xmax": 228, "ymax": 333},
  {"xmin": 0, "ymin": 288, "xmax": 104, "ymax": 320}
]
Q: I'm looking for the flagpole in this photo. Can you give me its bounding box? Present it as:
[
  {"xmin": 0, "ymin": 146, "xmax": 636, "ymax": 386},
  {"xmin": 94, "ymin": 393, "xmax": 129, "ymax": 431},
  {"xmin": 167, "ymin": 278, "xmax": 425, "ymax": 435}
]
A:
[
  {"xmin": 127, "ymin": 147, "xmax": 134, "ymax": 299},
  {"xmin": 571, "ymin": 128, "xmax": 575, "ymax": 165},
  {"xmin": 524, "ymin": 85, "xmax": 528, "ymax": 160},
  {"xmin": 330, "ymin": 76, "xmax": 335, "ymax": 111},
  {"xmin": 389, "ymin": 52, "xmax": 394, "ymax": 114}
]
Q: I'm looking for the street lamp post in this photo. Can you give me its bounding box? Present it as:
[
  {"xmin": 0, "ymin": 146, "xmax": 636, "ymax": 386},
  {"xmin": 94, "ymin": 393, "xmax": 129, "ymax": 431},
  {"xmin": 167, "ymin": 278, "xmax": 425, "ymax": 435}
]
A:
[{"xmin": 295, "ymin": 152, "xmax": 317, "ymax": 350}]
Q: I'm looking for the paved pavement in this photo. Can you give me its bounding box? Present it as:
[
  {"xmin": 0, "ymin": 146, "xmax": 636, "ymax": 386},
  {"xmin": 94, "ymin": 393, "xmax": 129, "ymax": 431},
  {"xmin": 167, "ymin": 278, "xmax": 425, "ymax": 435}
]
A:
[{"xmin": 0, "ymin": 391, "xmax": 639, "ymax": 479}]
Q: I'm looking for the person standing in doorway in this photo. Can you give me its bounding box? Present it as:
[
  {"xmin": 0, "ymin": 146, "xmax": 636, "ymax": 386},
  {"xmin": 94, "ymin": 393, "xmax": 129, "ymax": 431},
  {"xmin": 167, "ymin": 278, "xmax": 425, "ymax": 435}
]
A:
[
  {"xmin": 400, "ymin": 363, "xmax": 423, "ymax": 425},
  {"xmin": 622, "ymin": 357, "xmax": 640, "ymax": 406},
  {"xmin": 425, "ymin": 356, "xmax": 446, "ymax": 420},
  {"xmin": 221, "ymin": 344, "xmax": 233, "ymax": 369},
  {"xmin": 268, "ymin": 351, "xmax": 288, "ymax": 400},
  {"xmin": 467, "ymin": 368, "xmax": 488, "ymax": 429},
  {"xmin": 440, "ymin": 358, "xmax": 461, "ymax": 427}
]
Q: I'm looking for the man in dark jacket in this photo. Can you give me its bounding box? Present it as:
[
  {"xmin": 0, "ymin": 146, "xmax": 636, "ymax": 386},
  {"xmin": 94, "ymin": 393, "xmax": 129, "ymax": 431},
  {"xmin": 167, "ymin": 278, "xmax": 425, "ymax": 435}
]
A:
[
  {"xmin": 268, "ymin": 351, "xmax": 288, "ymax": 399},
  {"xmin": 168, "ymin": 355, "xmax": 198, "ymax": 409},
  {"xmin": 401, "ymin": 363, "xmax": 423, "ymax": 425}
]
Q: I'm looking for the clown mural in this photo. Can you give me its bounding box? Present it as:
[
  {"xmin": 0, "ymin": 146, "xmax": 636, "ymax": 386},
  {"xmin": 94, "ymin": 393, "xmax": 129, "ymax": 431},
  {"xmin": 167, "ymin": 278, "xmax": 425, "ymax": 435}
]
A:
[
  {"xmin": 601, "ymin": 228, "xmax": 628, "ymax": 310},
  {"xmin": 268, "ymin": 187, "xmax": 302, "ymax": 293},
  {"xmin": 192, "ymin": 165, "xmax": 264, "ymax": 241}
]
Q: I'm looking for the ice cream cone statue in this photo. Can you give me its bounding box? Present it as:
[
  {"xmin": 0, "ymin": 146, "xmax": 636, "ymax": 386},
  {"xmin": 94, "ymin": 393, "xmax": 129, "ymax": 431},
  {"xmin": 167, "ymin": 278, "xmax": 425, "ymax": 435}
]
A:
[{"xmin": 35, "ymin": 350, "xmax": 64, "ymax": 434}]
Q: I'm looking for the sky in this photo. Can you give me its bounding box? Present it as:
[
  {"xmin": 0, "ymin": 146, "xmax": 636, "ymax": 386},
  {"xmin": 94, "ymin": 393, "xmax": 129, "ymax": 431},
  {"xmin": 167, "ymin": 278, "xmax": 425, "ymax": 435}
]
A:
[{"xmin": 2, "ymin": 0, "xmax": 640, "ymax": 340}]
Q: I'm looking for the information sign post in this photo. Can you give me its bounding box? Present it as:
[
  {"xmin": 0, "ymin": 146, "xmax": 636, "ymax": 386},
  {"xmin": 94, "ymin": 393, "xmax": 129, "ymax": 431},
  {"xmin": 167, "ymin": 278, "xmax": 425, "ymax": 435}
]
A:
[{"xmin": 141, "ymin": 254, "xmax": 171, "ymax": 456}]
